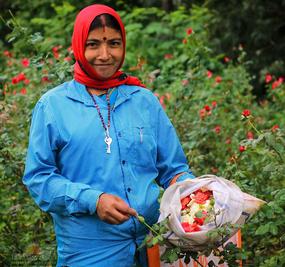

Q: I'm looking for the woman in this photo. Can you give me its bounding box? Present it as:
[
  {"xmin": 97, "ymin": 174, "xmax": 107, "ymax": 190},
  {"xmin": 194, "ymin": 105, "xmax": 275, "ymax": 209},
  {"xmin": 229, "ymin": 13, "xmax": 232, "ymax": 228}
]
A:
[{"xmin": 23, "ymin": 4, "xmax": 194, "ymax": 267}]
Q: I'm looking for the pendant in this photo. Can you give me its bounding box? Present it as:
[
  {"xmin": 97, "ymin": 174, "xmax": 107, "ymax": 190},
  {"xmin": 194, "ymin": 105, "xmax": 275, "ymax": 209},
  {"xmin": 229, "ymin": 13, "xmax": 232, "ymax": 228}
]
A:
[{"xmin": 104, "ymin": 136, "xmax": 112, "ymax": 154}]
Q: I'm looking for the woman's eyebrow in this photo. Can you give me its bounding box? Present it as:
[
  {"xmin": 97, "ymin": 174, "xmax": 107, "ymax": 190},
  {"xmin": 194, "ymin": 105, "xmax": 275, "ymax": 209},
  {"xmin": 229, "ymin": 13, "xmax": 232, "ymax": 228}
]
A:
[{"xmin": 86, "ymin": 37, "xmax": 122, "ymax": 41}]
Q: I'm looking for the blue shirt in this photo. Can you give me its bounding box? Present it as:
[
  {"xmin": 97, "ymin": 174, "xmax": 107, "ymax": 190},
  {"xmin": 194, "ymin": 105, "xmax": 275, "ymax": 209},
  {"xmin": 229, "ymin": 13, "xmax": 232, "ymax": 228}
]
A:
[{"xmin": 23, "ymin": 80, "xmax": 194, "ymax": 266}]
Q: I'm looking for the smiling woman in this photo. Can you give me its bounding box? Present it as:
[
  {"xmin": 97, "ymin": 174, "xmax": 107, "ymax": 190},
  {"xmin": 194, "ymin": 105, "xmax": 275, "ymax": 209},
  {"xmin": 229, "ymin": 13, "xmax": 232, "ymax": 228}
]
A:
[
  {"xmin": 84, "ymin": 14, "xmax": 124, "ymax": 80},
  {"xmin": 85, "ymin": 26, "xmax": 123, "ymax": 80},
  {"xmin": 22, "ymin": 4, "xmax": 195, "ymax": 267}
]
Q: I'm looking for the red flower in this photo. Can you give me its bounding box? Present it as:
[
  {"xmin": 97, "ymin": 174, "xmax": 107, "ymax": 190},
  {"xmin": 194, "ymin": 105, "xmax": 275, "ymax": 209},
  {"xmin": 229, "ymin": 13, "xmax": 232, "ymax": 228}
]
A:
[
  {"xmin": 194, "ymin": 216, "xmax": 206, "ymax": 226},
  {"xmin": 271, "ymin": 125, "xmax": 279, "ymax": 132},
  {"xmin": 181, "ymin": 222, "xmax": 201, "ymax": 233},
  {"xmin": 165, "ymin": 93, "xmax": 171, "ymax": 100},
  {"xmin": 41, "ymin": 76, "xmax": 50, "ymax": 83},
  {"xmin": 204, "ymin": 105, "xmax": 211, "ymax": 112},
  {"xmin": 214, "ymin": 125, "xmax": 221, "ymax": 134},
  {"xmin": 242, "ymin": 109, "xmax": 251, "ymax": 117},
  {"xmin": 272, "ymin": 77, "xmax": 284, "ymax": 89},
  {"xmin": 207, "ymin": 70, "xmax": 213, "ymax": 78},
  {"xmin": 11, "ymin": 73, "xmax": 26, "ymax": 84},
  {"xmin": 12, "ymin": 77, "xmax": 19, "ymax": 84},
  {"xmin": 247, "ymin": 131, "xmax": 254, "ymax": 140},
  {"xmin": 211, "ymin": 101, "xmax": 217, "ymax": 108},
  {"xmin": 52, "ymin": 46, "xmax": 61, "ymax": 59},
  {"xmin": 3, "ymin": 50, "xmax": 12, "ymax": 57},
  {"xmin": 24, "ymin": 79, "xmax": 30, "ymax": 85},
  {"xmin": 21, "ymin": 58, "xmax": 30, "ymax": 67},
  {"xmin": 265, "ymin": 74, "xmax": 272, "ymax": 83},
  {"xmin": 225, "ymin": 138, "xmax": 231, "ymax": 145},
  {"xmin": 17, "ymin": 73, "xmax": 26, "ymax": 82},
  {"xmin": 215, "ymin": 76, "xmax": 222, "ymax": 83},
  {"xmin": 64, "ymin": 56, "xmax": 72, "ymax": 62},
  {"xmin": 159, "ymin": 99, "xmax": 165, "ymax": 108},
  {"xmin": 224, "ymin": 57, "xmax": 230, "ymax": 63},
  {"xmin": 199, "ymin": 108, "xmax": 206, "ymax": 119},
  {"xmin": 239, "ymin": 145, "xmax": 246, "ymax": 152},
  {"xmin": 186, "ymin": 28, "xmax": 193, "ymax": 35},
  {"xmin": 20, "ymin": 88, "xmax": 27, "ymax": 95},
  {"xmin": 182, "ymin": 38, "xmax": 187, "ymax": 44},
  {"xmin": 181, "ymin": 79, "xmax": 189, "ymax": 86},
  {"xmin": 164, "ymin": 53, "xmax": 173, "ymax": 60},
  {"xmin": 193, "ymin": 190, "xmax": 211, "ymax": 204},
  {"xmin": 181, "ymin": 196, "xmax": 191, "ymax": 210}
]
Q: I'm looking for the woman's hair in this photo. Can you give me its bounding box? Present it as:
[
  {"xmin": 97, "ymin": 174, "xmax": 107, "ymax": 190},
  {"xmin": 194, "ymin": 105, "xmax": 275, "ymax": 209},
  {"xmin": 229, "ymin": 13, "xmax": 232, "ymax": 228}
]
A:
[{"xmin": 89, "ymin": 13, "xmax": 121, "ymax": 33}]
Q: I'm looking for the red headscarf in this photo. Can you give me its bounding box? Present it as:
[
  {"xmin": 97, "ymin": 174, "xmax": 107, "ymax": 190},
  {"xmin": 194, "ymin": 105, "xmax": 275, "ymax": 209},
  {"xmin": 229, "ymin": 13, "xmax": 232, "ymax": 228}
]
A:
[{"xmin": 72, "ymin": 4, "xmax": 145, "ymax": 89}]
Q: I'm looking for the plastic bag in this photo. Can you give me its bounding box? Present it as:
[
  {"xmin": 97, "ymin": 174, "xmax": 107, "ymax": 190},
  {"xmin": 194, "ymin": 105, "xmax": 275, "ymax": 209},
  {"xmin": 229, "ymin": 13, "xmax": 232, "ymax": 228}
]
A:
[{"xmin": 159, "ymin": 175, "xmax": 265, "ymax": 251}]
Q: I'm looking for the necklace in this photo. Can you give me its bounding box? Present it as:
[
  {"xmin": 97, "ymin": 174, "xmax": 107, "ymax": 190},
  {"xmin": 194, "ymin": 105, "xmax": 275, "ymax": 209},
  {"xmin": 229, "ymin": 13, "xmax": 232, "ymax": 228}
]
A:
[{"xmin": 87, "ymin": 89, "xmax": 112, "ymax": 154}]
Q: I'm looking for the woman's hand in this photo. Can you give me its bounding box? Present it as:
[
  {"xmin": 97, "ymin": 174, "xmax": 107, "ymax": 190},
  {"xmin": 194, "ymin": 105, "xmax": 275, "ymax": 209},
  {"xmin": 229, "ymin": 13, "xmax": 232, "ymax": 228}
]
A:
[{"xmin": 96, "ymin": 193, "xmax": 137, "ymax": 224}]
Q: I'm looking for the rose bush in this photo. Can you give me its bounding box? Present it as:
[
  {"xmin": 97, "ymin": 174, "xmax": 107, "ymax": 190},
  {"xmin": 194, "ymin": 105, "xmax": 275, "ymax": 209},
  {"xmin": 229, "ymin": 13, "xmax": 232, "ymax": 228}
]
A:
[{"xmin": 0, "ymin": 3, "xmax": 284, "ymax": 266}]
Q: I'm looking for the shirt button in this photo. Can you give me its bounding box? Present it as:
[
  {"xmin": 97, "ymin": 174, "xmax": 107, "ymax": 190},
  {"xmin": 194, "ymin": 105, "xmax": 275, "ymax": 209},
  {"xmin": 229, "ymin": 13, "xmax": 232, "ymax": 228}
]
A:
[
  {"xmin": 122, "ymin": 160, "xmax": 126, "ymax": 165},
  {"xmin": 127, "ymin": 188, "xmax": 131, "ymax": 192}
]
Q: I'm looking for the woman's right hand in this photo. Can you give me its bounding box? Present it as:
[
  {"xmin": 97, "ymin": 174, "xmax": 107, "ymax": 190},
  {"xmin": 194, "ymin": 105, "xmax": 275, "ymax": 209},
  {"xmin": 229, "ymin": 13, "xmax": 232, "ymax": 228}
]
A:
[{"xmin": 96, "ymin": 193, "xmax": 137, "ymax": 224}]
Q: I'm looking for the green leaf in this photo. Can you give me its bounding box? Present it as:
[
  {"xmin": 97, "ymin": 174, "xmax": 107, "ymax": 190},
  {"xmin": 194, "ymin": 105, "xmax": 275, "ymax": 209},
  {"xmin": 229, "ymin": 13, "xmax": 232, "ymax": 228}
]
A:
[
  {"xmin": 195, "ymin": 210, "xmax": 203, "ymax": 218},
  {"xmin": 255, "ymin": 224, "xmax": 270, "ymax": 235}
]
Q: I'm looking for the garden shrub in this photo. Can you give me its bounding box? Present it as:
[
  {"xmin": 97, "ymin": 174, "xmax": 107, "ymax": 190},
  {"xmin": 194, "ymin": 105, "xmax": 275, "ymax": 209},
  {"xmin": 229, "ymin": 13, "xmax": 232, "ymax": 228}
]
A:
[{"xmin": 0, "ymin": 3, "xmax": 284, "ymax": 266}]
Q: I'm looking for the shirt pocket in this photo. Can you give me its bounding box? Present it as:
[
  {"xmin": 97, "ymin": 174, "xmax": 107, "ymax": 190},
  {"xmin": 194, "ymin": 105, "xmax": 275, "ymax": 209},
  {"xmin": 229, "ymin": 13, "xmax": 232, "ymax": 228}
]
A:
[{"xmin": 126, "ymin": 126, "xmax": 157, "ymax": 168}]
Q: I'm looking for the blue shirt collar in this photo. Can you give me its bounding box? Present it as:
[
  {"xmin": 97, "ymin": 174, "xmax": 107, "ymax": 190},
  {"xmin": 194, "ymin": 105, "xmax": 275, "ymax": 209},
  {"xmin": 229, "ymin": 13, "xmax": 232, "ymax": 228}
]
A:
[{"xmin": 66, "ymin": 80, "xmax": 141, "ymax": 108}]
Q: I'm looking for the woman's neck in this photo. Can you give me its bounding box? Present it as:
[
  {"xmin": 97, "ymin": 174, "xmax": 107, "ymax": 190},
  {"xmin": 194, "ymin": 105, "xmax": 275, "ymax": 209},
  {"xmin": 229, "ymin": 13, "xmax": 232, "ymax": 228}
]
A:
[{"xmin": 87, "ymin": 87, "xmax": 108, "ymax": 95}]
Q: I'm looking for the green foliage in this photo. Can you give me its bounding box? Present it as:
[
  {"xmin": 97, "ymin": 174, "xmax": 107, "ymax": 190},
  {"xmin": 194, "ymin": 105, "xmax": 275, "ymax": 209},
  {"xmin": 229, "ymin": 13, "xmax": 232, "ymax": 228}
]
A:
[{"xmin": 0, "ymin": 2, "xmax": 284, "ymax": 266}]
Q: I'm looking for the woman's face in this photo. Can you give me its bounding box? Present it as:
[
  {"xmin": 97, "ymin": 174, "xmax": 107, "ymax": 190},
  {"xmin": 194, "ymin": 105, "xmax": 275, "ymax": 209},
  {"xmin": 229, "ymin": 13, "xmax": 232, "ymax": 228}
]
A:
[{"xmin": 85, "ymin": 26, "xmax": 123, "ymax": 80}]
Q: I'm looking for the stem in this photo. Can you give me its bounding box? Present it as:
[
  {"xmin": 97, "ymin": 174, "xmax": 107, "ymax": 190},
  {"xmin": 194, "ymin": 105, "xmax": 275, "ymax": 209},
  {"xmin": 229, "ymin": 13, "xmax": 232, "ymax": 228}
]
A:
[
  {"xmin": 137, "ymin": 215, "xmax": 160, "ymax": 236},
  {"xmin": 248, "ymin": 120, "xmax": 262, "ymax": 135}
]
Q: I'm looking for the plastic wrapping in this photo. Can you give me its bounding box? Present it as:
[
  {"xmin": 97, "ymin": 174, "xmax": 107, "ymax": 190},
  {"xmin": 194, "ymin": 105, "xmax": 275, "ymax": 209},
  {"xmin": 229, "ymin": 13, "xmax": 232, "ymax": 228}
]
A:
[{"xmin": 159, "ymin": 175, "xmax": 265, "ymax": 251}]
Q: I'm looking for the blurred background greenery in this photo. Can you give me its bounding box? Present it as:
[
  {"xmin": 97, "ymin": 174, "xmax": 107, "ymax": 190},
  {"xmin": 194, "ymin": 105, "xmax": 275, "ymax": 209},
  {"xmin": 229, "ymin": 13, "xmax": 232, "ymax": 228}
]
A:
[{"xmin": 0, "ymin": 1, "xmax": 284, "ymax": 266}]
